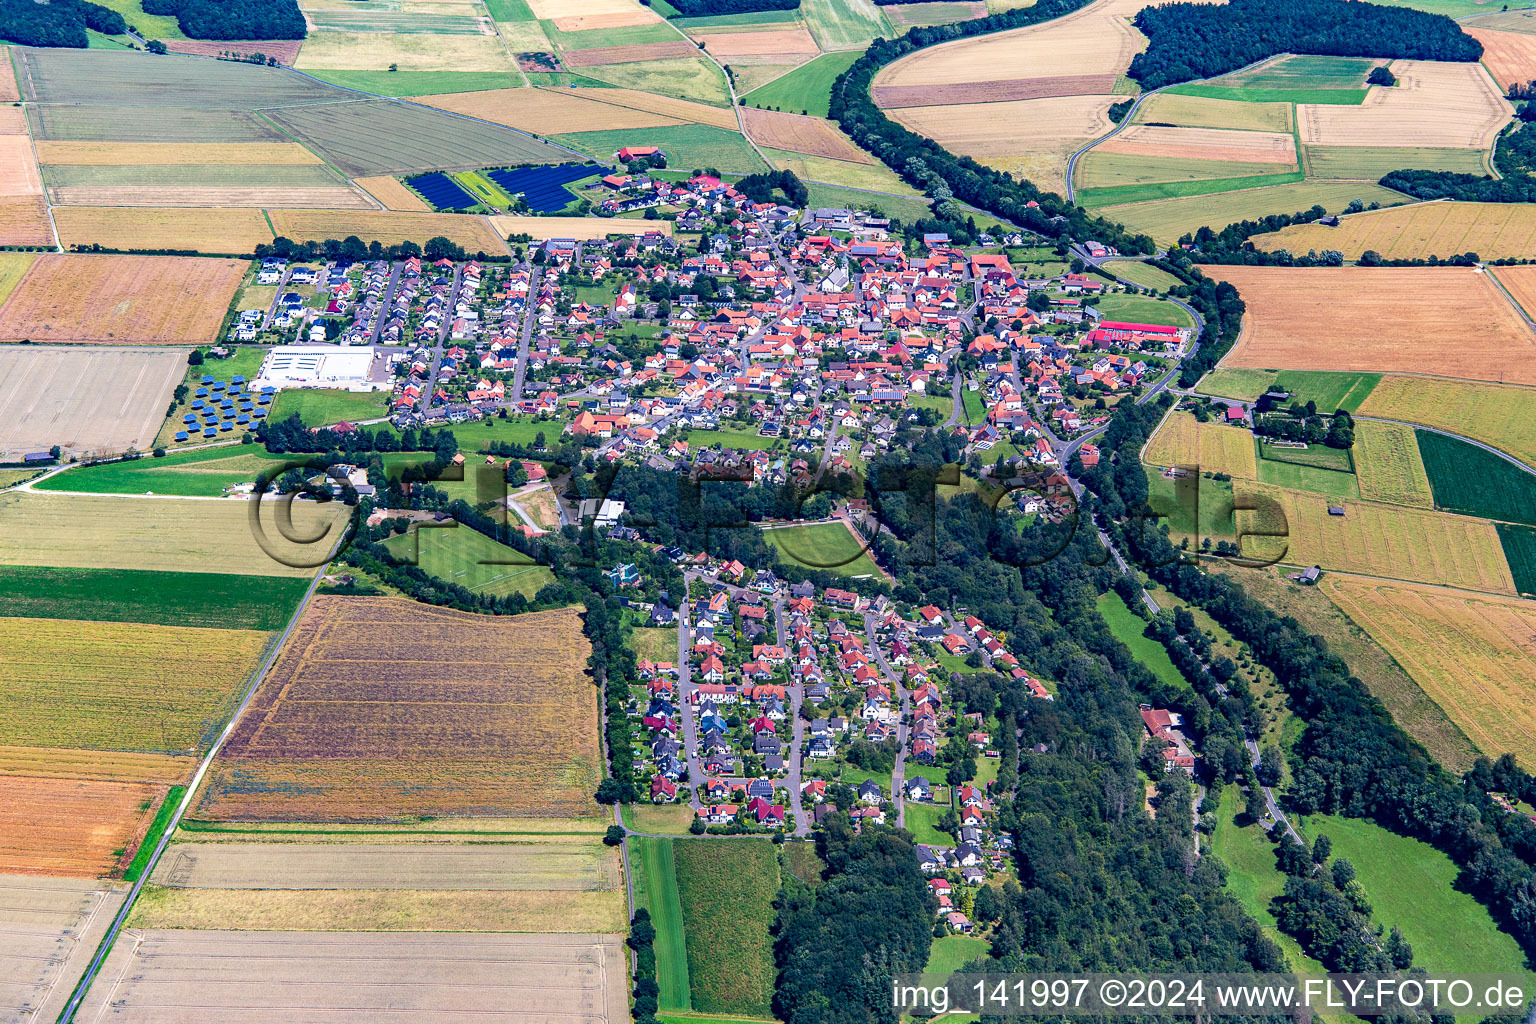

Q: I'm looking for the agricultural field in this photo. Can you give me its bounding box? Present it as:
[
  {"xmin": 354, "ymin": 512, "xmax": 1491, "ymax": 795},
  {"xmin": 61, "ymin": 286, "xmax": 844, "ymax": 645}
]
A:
[
  {"xmin": 0, "ymin": 616, "xmax": 269, "ymax": 752},
  {"xmin": 0, "ymin": 195, "xmax": 52, "ymax": 247},
  {"xmin": 0, "ymin": 492, "xmax": 348, "ymax": 578},
  {"xmin": 1321, "ymin": 577, "xmax": 1536, "ymax": 765},
  {"xmin": 0, "ymin": 776, "xmax": 163, "ymax": 876},
  {"xmin": 1356, "ymin": 376, "xmax": 1536, "ymax": 469},
  {"xmin": 1416, "ymin": 428, "xmax": 1536, "ymax": 526},
  {"xmin": 1500, "ymin": 523, "xmax": 1536, "ymax": 595},
  {"xmin": 1089, "ymin": 125, "xmax": 1297, "ymax": 168},
  {"xmin": 1093, "ymin": 181, "xmax": 1409, "ymax": 246},
  {"xmin": 1233, "ymin": 481, "xmax": 1517, "ymax": 595},
  {"xmin": 268, "ymin": 387, "xmax": 389, "ymax": 427},
  {"xmin": 1254, "ymin": 202, "xmax": 1536, "ymax": 262},
  {"xmin": 1100, "ymin": 260, "xmax": 1183, "ymax": 290},
  {"xmin": 36, "ymin": 446, "xmax": 297, "ymax": 498},
  {"xmin": 488, "ymin": 214, "xmax": 674, "ymax": 240},
  {"xmin": 577, "ymin": 56, "xmax": 732, "ymax": 107},
  {"xmin": 556, "ymin": 124, "xmax": 766, "ymax": 173},
  {"xmin": 419, "ymin": 87, "xmax": 687, "ymax": 134},
  {"xmin": 1491, "ymin": 263, "xmax": 1536, "ymax": 320},
  {"xmin": 268, "ymin": 209, "xmax": 508, "ymax": 253},
  {"xmin": 1296, "ymin": 60, "xmax": 1512, "ymax": 150},
  {"xmin": 633, "ymin": 837, "xmax": 691, "ymax": 1012},
  {"xmin": 1132, "ymin": 93, "xmax": 1293, "ymax": 133},
  {"xmin": 295, "ymin": 30, "xmax": 513, "ymax": 73},
  {"xmin": 1092, "ymin": 292, "xmax": 1194, "ymax": 327},
  {"xmin": 382, "ymin": 524, "xmax": 557, "ymax": 599},
  {"xmin": 1203, "ymin": 266, "xmax": 1536, "ymax": 386},
  {"xmin": 558, "ymin": 86, "xmax": 740, "ymax": 130},
  {"xmin": 0, "ymin": 256, "xmax": 244, "ymax": 346},
  {"xmin": 742, "ymin": 50, "xmax": 862, "ymax": 119},
  {"xmin": 762, "ymin": 521, "xmax": 884, "ymax": 578},
  {"xmin": 77, "ymin": 931, "xmax": 630, "ymax": 1022},
  {"xmin": 197, "ymin": 598, "xmax": 602, "ymax": 821},
  {"xmin": 353, "ymin": 174, "xmax": 432, "ymax": 211},
  {"xmin": 1254, "ymin": 447, "xmax": 1359, "ymax": 499},
  {"xmin": 800, "ymin": 0, "xmax": 890, "ymax": 50},
  {"xmin": 673, "ymin": 839, "xmax": 781, "ymax": 1017},
  {"xmin": 52, "ymin": 206, "xmax": 276, "ymax": 252},
  {"xmin": 1352, "ymin": 421, "xmax": 1433, "ymax": 508},
  {"xmin": 0, "ymin": 875, "xmax": 128, "ymax": 1024},
  {"xmin": 1300, "ymin": 145, "xmax": 1490, "ymax": 178},
  {"xmin": 0, "ymin": 346, "xmax": 185, "ymax": 461},
  {"xmin": 1142, "ymin": 411, "xmax": 1258, "ymax": 479},
  {"xmin": 0, "ymin": 565, "xmax": 306, "ymax": 631},
  {"xmin": 742, "ymin": 107, "xmax": 871, "ymax": 163},
  {"xmin": 1469, "ymin": 26, "xmax": 1536, "ymax": 91},
  {"xmin": 1182, "ymin": 54, "xmax": 1377, "ymax": 103}
]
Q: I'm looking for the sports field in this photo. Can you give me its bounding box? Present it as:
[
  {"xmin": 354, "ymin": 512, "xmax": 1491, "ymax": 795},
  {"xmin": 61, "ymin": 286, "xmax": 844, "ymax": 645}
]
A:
[
  {"xmin": 1491, "ymin": 263, "xmax": 1536, "ymax": 320},
  {"xmin": 1256, "ymin": 202, "xmax": 1536, "ymax": 262},
  {"xmin": 1204, "ymin": 266, "xmax": 1536, "ymax": 386},
  {"xmin": 1353, "ymin": 421, "xmax": 1433, "ymax": 508},
  {"xmin": 1322, "ymin": 577, "xmax": 1536, "ymax": 765},
  {"xmin": 1469, "ymin": 25, "xmax": 1536, "ymax": 92},
  {"xmin": 742, "ymin": 107, "xmax": 871, "ymax": 163},
  {"xmin": 0, "ymin": 346, "xmax": 186, "ymax": 460},
  {"xmin": 762, "ymin": 521, "xmax": 883, "ymax": 577},
  {"xmin": 673, "ymin": 839, "xmax": 780, "ymax": 1017},
  {"xmin": 1301, "ymin": 144, "xmax": 1490, "ymax": 179},
  {"xmin": 1142, "ymin": 412, "xmax": 1257, "ymax": 478},
  {"xmin": 1416, "ymin": 428, "xmax": 1536, "ymax": 526},
  {"xmin": 1093, "ymin": 182, "xmax": 1408, "ymax": 246},
  {"xmin": 0, "ymin": 492, "xmax": 347, "ymax": 578},
  {"xmin": 0, "ymin": 565, "xmax": 306, "ymax": 631},
  {"xmin": 800, "ymin": 0, "xmax": 890, "ymax": 50},
  {"xmin": 382, "ymin": 524, "xmax": 556, "ymax": 599},
  {"xmin": 1355, "ymin": 376, "xmax": 1536, "ymax": 469}
]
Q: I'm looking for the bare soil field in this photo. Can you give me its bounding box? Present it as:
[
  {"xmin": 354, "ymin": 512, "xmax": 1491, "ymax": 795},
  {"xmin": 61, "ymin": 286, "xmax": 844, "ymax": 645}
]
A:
[
  {"xmin": 561, "ymin": 40, "xmax": 698, "ymax": 67},
  {"xmin": 0, "ymin": 746, "xmax": 194, "ymax": 784},
  {"xmin": 352, "ymin": 175, "xmax": 431, "ymax": 211},
  {"xmin": 267, "ymin": 209, "xmax": 507, "ymax": 253},
  {"xmin": 0, "ymin": 492, "xmax": 346, "ymax": 578},
  {"xmin": 1468, "ymin": 27, "xmax": 1536, "ymax": 93},
  {"xmin": 531, "ymin": 0, "xmax": 658, "ymax": 22},
  {"xmin": 198, "ymin": 598, "xmax": 601, "ymax": 821},
  {"xmin": 1298, "ymin": 60, "xmax": 1512, "ymax": 149},
  {"xmin": 1355, "ymin": 376, "xmax": 1536, "ymax": 470},
  {"xmin": 0, "ymin": 346, "xmax": 185, "ymax": 460},
  {"xmin": 692, "ymin": 26, "xmax": 820, "ymax": 59},
  {"xmin": 741, "ymin": 107, "xmax": 871, "ymax": 162},
  {"xmin": 52, "ymin": 207, "xmax": 275, "ymax": 253},
  {"xmin": 1254, "ymin": 202, "xmax": 1536, "ymax": 262},
  {"xmin": 51, "ymin": 185, "xmax": 372, "ymax": 209},
  {"xmin": 488, "ymin": 214, "xmax": 672, "ymax": 239},
  {"xmin": 0, "ymin": 875, "xmax": 128, "ymax": 1023},
  {"xmin": 0, "ymin": 255, "xmax": 245, "ymax": 345},
  {"xmin": 166, "ymin": 38, "xmax": 304, "ymax": 63},
  {"xmin": 1132, "ymin": 92, "xmax": 1292, "ymax": 132},
  {"xmin": 0, "ymin": 47, "xmax": 17, "ymax": 102},
  {"xmin": 418, "ymin": 87, "xmax": 683, "ymax": 134},
  {"xmin": 1204, "ymin": 266, "xmax": 1536, "ymax": 386},
  {"xmin": 0, "ymin": 137, "xmax": 42, "ymax": 197},
  {"xmin": 0, "ymin": 196, "xmax": 52, "ymax": 247},
  {"xmin": 564, "ymin": 86, "xmax": 739, "ymax": 130},
  {"xmin": 35, "ymin": 141, "xmax": 321, "ymax": 165},
  {"xmin": 1095, "ymin": 125, "xmax": 1296, "ymax": 164},
  {"xmin": 1142, "ymin": 410, "xmax": 1257, "ymax": 478},
  {"xmin": 875, "ymin": 72, "xmax": 1119, "ymax": 109},
  {"xmin": 152, "ymin": 840, "xmax": 619, "ymax": 890},
  {"xmin": 1235, "ymin": 482, "xmax": 1516, "ymax": 594},
  {"xmin": 1321, "ymin": 576, "xmax": 1536, "ymax": 765},
  {"xmin": 77, "ymin": 931, "xmax": 629, "ymax": 1023},
  {"xmin": 0, "ymin": 777, "xmax": 162, "ymax": 877}
]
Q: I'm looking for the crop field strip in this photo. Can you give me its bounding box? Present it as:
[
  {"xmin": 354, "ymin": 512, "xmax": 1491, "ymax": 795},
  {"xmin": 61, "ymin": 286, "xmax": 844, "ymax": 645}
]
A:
[
  {"xmin": 0, "ymin": 346, "xmax": 185, "ymax": 460},
  {"xmin": 1299, "ymin": 144, "xmax": 1489, "ymax": 178},
  {"xmin": 1130, "ymin": 92, "xmax": 1293, "ymax": 133},
  {"xmin": 381, "ymin": 525, "xmax": 555, "ymax": 599},
  {"xmin": 672, "ymin": 839, "xmax": 779, "ymax": 1017},
  {"xmin": 0, "ymin": 255, "xmax": 245, "ymax": 346},
  {"xmin": 1255, "ymin": 203, "xmax": 1536, "ymax": 262},
  {"xmin": 1353, "ymin": 420, "xmax": 1434, "ymax": 508},
  {"xmin": 52, "ymin": 207, "xmax": 277, "ymax": 253},
  {"xmin": 1467, "ymin": 26, "xmax": 1536, "ymax": 93},
  {"xmin": 0, "ymin": 776, "xmax": 164, "ymax": 877},
  {"xmin": 267, "ymin": 209, "xmax": 508, "ymax": 253},
  {"xmin": 1355, "ymin": 376, "xmax": 1536, "ymax": 469},
  {"xmin": 557, "ymin": 86, "xmax": 739, "ymax": 130},
  {"xmin": 196, "ymin": 597, "xmax": 602, "ymax": 821},
  {"xmin": 687, "ymin": 24, "xmax": 820, "ymax": 60},
  {"xmin": 0, "ymin": 564, "xmax": 308, "ymax": 631},
  {"xmin": 417, "ymin": 87, "xmax": 687, "ymax": 135},
  {"xmin": 76, "ymin": 931, "xmax": 630, "ymax": 1023},
  {"xmin": 1142, "ymin": 411, "xmax": 1258, "ymax": 479},
  {"xmin": 353, "ymin": 174, "xmax": 432, "ymax": 211},
  {"xmin": 1321, "ymin": 577, "xmax": 1536, "ymax": 767},
  {"xmin": 34, "ymin": 141, "xmax": 323, "ymax": 165},
  {"xmin": 1296, "ymin": 60, "xmax": 1513, "ymax": 150},
  {"xmin": 1201, "ymin": 266, "xmax": 1536, "ymax": 386},
  {"xmin": 741, "ymin": 107, "xmax": 872, "ymax": 163},
  {"xmin": 0, "ymin": 875, "xmax": 129, "ymax": 1024},
  {"xmin": 1416, "ymin": 428, "xmax": 1536, "ymax": 527}
]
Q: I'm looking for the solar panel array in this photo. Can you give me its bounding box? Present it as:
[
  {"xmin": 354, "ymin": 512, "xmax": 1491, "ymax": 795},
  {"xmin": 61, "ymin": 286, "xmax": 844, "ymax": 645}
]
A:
[
  {"xmin": 488, "ymin": 164, "xmax": 601, "ymax": 214},
  {"xmin": 409, "ymin": 172, "xmax": 478, "ymax": 211}
]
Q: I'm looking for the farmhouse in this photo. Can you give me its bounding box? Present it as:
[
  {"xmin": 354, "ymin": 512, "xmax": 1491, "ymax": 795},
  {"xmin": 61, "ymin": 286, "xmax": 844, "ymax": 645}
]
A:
[{"xmin": 255, "ymin": 344, "xmax": 391, "ymax": 392}]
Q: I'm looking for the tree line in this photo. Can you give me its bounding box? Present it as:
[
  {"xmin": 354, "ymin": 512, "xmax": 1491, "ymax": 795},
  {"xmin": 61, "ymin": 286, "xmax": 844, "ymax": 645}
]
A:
[
  {"xmin": 655, "ymin": 0, "xmax": 798, "ymax": 15},
  {"xmin": 140, "ymin": 0, "xmax": 305, "ymax": 40},
  {"xmin": 253, "ymin": 234, "xmax": 511, "ymax": 265},
  {"xmin": 1129, "ymin": 0, "xmax": 1481, "ymax": 90},
  {"xmin": 1380, "ymin": 119, "xmax": 1536, "ymax": 203}
]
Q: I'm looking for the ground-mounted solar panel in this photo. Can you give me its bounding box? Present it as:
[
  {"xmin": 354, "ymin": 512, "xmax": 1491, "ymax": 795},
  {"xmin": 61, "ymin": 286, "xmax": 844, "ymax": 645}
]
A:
[{"xmin": 407, "ymin": 172, "xmax": 477, "ymax": 211}]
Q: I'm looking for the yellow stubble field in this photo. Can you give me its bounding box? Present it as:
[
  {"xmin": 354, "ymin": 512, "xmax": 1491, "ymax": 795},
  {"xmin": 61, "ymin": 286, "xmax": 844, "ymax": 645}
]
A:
[
  {"xmin": 1142, "ymin": 410, "xmax": 1257, "ymax": 478},
  {"xmin": 1352, "ymin": 419, "xmax": 1433, "ymax": 508},
  {"xmin": 417, "ymin": 88, "xmax": 684, "ymax": 135},
  {"xmin": 1297, "ymin": 60, "xmax": 1512, "ymax": 149},
  {"xmin": 1355, "ymin": 375, "xmax": 1536, "ymax": 469},
  {"xmin": 1253, "ymin": 202, "xmax": 1536, "ymax": 262}
]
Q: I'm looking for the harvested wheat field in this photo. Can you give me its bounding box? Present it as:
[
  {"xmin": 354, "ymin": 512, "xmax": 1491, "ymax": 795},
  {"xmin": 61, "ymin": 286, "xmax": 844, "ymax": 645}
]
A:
[
  {"xmin": 0, "ymin": 196, "xmax": 51, "ymax": 246},
  {"xmin": 0, "ymin": 492, "xmax": 348, "ymax": 578},
  {"xmin": 1132, "ymin": 92, "xmax": 1292, "ymax": 132},
  {"xmin": 268, "ymin": 209, "xmax": 506, "ymax": 253},
  {"xmin": 1322, "ymin": 577, "xmax": 1536, "ymax": 765},
  {"xmin": 1489, "ymin": 263, "xmax": 1536, "ymax": 319},
  {"xmin": 0, "ymin": 875, "xmax": 128, "ymax": 1024},
  {"xmin": 0, "ymin": 746, "xmax": 194, "ymax": 784},
  {"xmin": 197, "ymin": 598, "xmax": 601, "ymax": 822},
  {"xmin": 294, "ymin": 31, "xmax": 512, "ymax": 73},
  {"xmin": 1353, "ymin": 420, "xmax": 1434, "ymax": 508},
  {"xmin": 562, "ymin": 86, "xmax": 738, "ymax": 130},
  {"xmin": 52, "ymin": 206, "xmax": 274, "ymax": 253},
  {"xmin": 489, "ymin": 214, "xmax": 671, "ymax": 239},
  {"xmin": 0, "ymin": 105, "xmax": 24, "ymax": 135},
  {"xmin": 0, "ymin": 346, "xmax": 186, "ymax": 460},
  {"xmin": 0, "ymin": 136, "xmax": 42, "ymax": 197},
  {"xmin": 691, "ymin": 26, "xmax": 820, "ymax": 60},
  {"xmin": 35, "ymin": 141, "xmax": 321, "ymax": 165},
  {"xmin": 0, "ymin": 254, "xmax": 245, "ymax": 345},
  {"xmin": 552, "ymin": 9, "xmax": 662, "ymax": 31},
  {"xmin": 78, "ymin": 931, "xmax": 629, "ymax": 1023},
  {"xmin": 1142, "ymin": 410, "xmax": 1257, "ymax": 478},
  {"xmin": 50, "ymin": 185, "xmax": 371, "ymax": 209},
  {"xmin": 152, "ymin": 840, "xmax": 620, "ymax": 891},
  {"xmin": 1095, "ymin": 125, "xmax": 1296, "ymax": 164},
  {"xmin": 1235, "ymin": 482, "xmax": 1515, "ymax": 594},
  {"xmin": 1298, "ymin": 60, "xmax": 1512, "ymax": 149},
  {"xmin": 418, "ymin": 87, "xmax": 683, "ymax": 134},
  {"xmin": 875, "ymin": 72, "xmax": 1120, "ymax": 109},
  {"xmin": 1469, "ymin": 27, "xmax": 1536, "ymax": 94},
  {"xmin": 348, "ymin": 176, "xmax": 424, "ymax": 213},
  {"xmin": 531, "ymin": 0, "xmax": 658, "ymax": 22},
  {"xmin": 0, "ymin": 47, "xmax": 17, "ymax": 102},
  {"xmin": 561, "ymin": 41, "xmax": 698, "ymax": 67},
  {"xmin": 1204, "ymin": 266, "xmax": 1536, "ymax": 386},
  {"xmin": 0, "ymin": 777, "xmax": 163, "ymax": 877},
  {"xmin": 891, "ymin": 94, "xmax": 1115, "ymax": 160},
  {"xmin": 1356, "ymin": 375, "xmax": 1536, "ymax": 469},
  {"xmin": 742, "ymin": 107, "xmax": 871, "ymax": 162},
  {"xmin": 1253, "ymin": 202, "xmax": 1536, "ymax": 262}
]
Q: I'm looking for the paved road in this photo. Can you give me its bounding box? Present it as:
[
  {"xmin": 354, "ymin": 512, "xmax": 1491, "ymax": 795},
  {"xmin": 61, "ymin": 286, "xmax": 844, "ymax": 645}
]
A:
[
  {"xmin": 511, "ymin": 264, "xmax": 544, "ymax": 401},
  {"xmin": 863, "ymin": 612, "xmax": 911, "ymax": 827},
  {"xmin": 675, "ymin": 609, "xmax": 705, "ymax": 813},
  {"xmin": 367, "ymin": 261, "xmax": 402, "ymax": 346}
]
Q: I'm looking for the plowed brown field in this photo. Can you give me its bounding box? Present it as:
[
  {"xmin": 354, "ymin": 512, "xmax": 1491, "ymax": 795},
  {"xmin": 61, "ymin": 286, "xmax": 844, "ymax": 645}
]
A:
[
  {"xmin": 198, "ymin": 598, "xmax": 601, "ymax": 821},
  {"xmin": 692, "ymin": 27, "xmax": 819, "ymax": 59},
  {"xmin": 0, "ymin": 776, "xmax": 163, "ymax": 877},
  {"xmin": 0, "ymin": 254, "xmax": 245, "ymax": 345}
]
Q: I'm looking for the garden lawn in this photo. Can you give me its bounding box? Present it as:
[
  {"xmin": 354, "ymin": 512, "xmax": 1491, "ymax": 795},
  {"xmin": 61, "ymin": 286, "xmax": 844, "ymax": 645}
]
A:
[
  {"xmin": 903, "ymin": 800, "xmax": 953, "ymax": 847},
  {"xmin": 926, "ymin": 934, "xmax": 988, "ymax": 975},
  {"xmin": 686, "ymin": 427, "xmax": 786, "ymax": 451},
  {"xmin": 742, "ymin": 51, "xmax": 862, "ymax": 119},
  {"xmin": 268, "ymin": 389, "xmax": 388, "ymax": 427},
  {"xmin": 633, "ymin": 837, "xmax": 691, "ymax": 1013},
  {"xmin": 762, "ymin": 521, "xmax": 883, "ymax": 578},
  {"xmin": 381, "ymin": 525, "xmax": 556, "ymax": 599},
  {"xmin": 673, "ymin": 839, "xmax": 779, "ymax": 1018},
  {"xmin": 0, "ymin": 565, "xmax": 307, "ymax": 631},
  {"xmin": 1095, "ymin": 591, "xmax": 1192, "ymax": 693}
]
